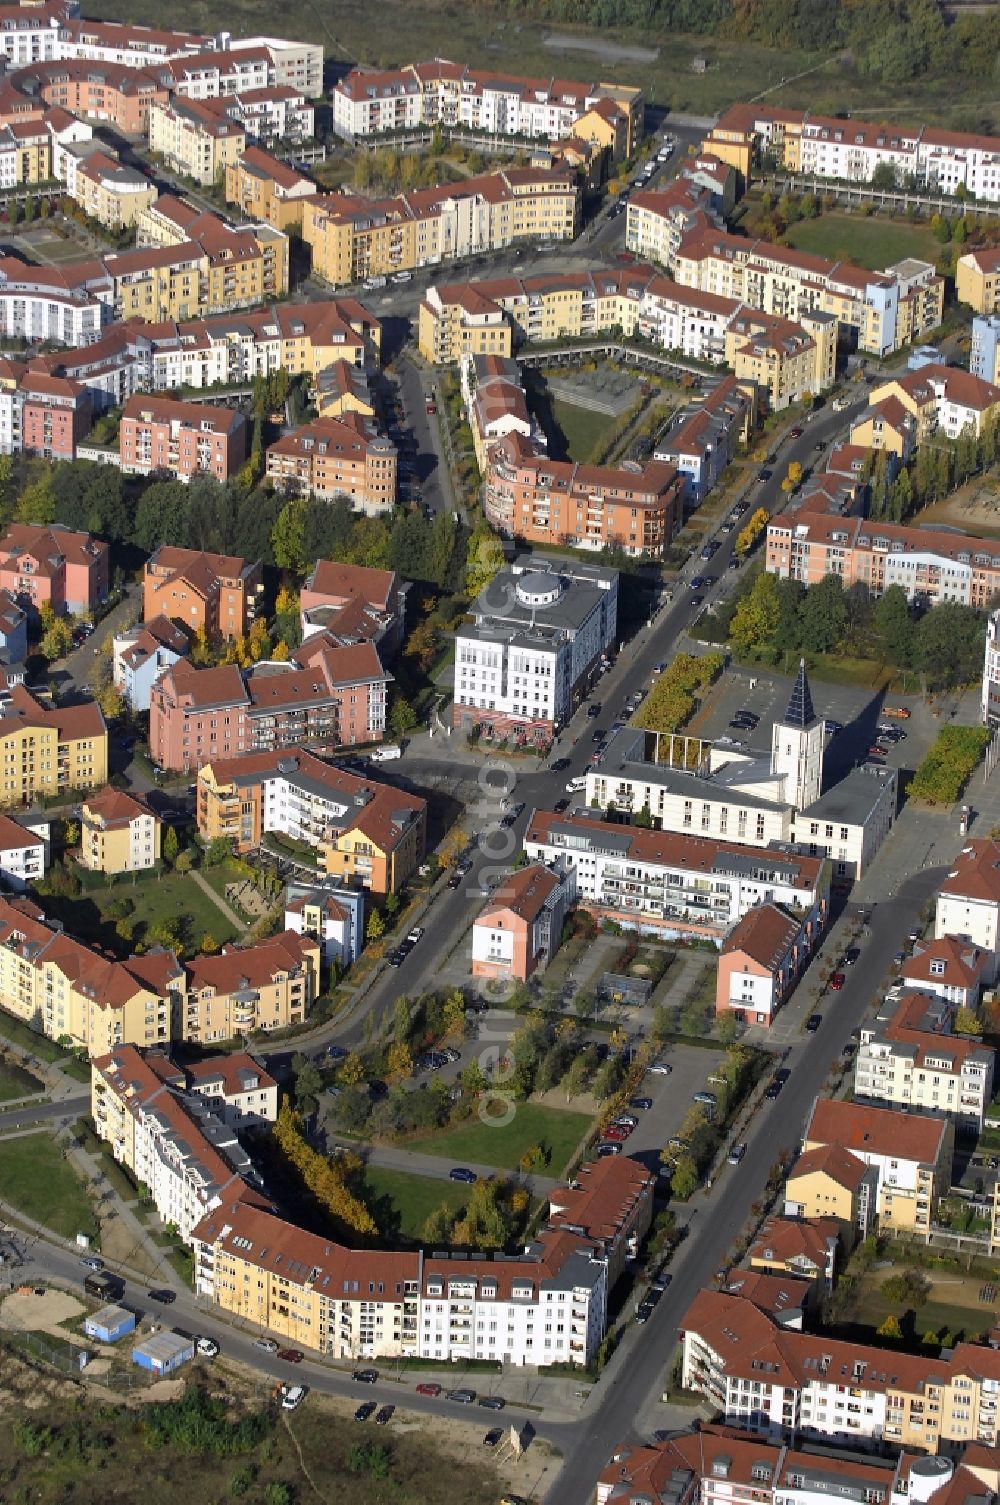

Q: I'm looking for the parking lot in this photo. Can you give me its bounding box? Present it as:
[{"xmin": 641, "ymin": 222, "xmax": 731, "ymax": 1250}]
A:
[
  {"xmin": 621, "ymin": 1041, "xmax": 730, "ymax": 1175},
  {"xmin": 691, "ymin": 666, "xmax": 941, "ymax": 784}
]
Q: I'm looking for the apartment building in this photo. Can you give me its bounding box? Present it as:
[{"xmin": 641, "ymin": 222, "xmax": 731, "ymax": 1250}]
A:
[
  {"xmin": 183, "ymin": 930, "xmax": 320, "ymax": 1044},
  {"xmin": 681, "ymin": 1283, "xmax": 1000, "ymax": 1450},
  {"xmin": 706, "ymin": 102, "xmax": 1000, "ymax": 205},
  {"xmin": 485, "ymin": 431, "xmax": 683, "ymax": 557},
  {"xmin": 670, "ymin": 224, "xmax": 944, "ymax": 358},
  {"xmin": 471, "ymin": 860, "xmax": 575, "ymax": 982},
  {"xmin": 301, "ymin": 167, "xmax": 579, "ymax": 287},
  {"xmin": 802, "ymin": 1098, "xmax": 953, "ymax": 1237},
  {"xmin": 113, "ymin": 615, "xmax": 190, "ymax": 713},
  {"xmin": 936, "ymin": 839, "xmax": 1000, "ymax": 981},
  {"xmin": 265, "ymin": 412, "xmax": 397, "ymax": 515},
  {"xmin": 546, "ymin": 1154, "xmax": 654, "ymax": 1291},
  {"xmin": 959, "ymin": 251, "xmax": 1000, "ymax": 316},
  {"xmin": 129, "ymin": 202, "xmax": 289, "ymax": 304},
  {"xmin": 183, "ymin": 1052, "xmax": 278, "ymax": 1128},
  {"xmin": 900, "ymin": 935, "xmax": 989, "ymax": 1010},
  {"xmin": 0, "ymin": 683, "xmax": 106, "ymax": 805},
  {"xmin": 91, "ymin": 1044, "xmax": 263, "ymax": 1240},
  {"xmin": 746, "ymin": 1216, "xmax": 840, "ymax": 1296},
  {"xmin": 195, "ymin": 746, "xmax": 426, "ymax": 894},
  {"xmin": 985, "ymin": 613, "xmax": 1000, "ymax": 730},
  {"xmin": 79, "ymin": 786, "xmax": 161, "ymax": 875},
  {"xmin": 0, "ymin": 891, "xmax": 178, "ymax": 1055},
  {"xmin": 725, "ymin": 308, "xmax": 837, "ymax": 412},
  {"xmin": 0, "ymin": 116, "xmax": 50, "ymax": 185},
  {"xmin": 460, "ymin": 351, "xmax": 540, "ymax": 474},
  {"xmin": 716, "ymin": 901, "xmax": 823, "ymax": 1027},
  {"xmin": 870, "ymin": 364, "xmax": 1000, "ymax": 444},
  {"xmin": 10, "ymin": 57, "xmax": 170, "ymax": 133},
  {"xmin": 766, "ymin": 512, "xmax": 1000, "ymax": 609},
  {"xmin": 19, "ymin": 372, "xmax": 91, "ymax": 461},
  {"xmin": 856, "ymin": 991, "xmax": 995, "ymax": 1131},
  {"xmin": 524, "ymin": 809, "xmax": 829, "ymax": 943},
  {"xmin": 71, "ymin": 149, "xmax": 156, "ymax": 229},
  {"xmin": 784, "ymin": 1143, "xmax": 877, "ymax": 1239},
  {"xmin": 284, "ymin": 880, "xmax": 365, "ymax": 969},
  {"xmin": 160, "ymin": 45, "xmax": 273, "ymax": 99},
  {"xmin": 0, "ymin": 252, "xmax": 113, "ymax": 346},
  {"xmin": 0, "ymin": 811, "xmax": 46, "ymax": 890},
  {"xmin": 654, "ymin": 376, "xmax": 753, "ymax": 504},
  {"xmin": 151, "ymin": 636, "xmax": 392, "ymax": 772},
  {"xmin": 333, "ymin": 60, "xmax": 640, "ymax": 155},
  {"xmin": 454, "ymin": 556, "xmax": 618, "ymax": 744},
  {"xmin": 224, "ymin": 146, "xmax": 316, "ymax": 232},
  {"xmin": 148, "ymin": 95, "xmax": 245, "ymax": 185},
  {"xmin": 143, "ymin": 546, "xmax": 263, "ymax": 643},
  {"xmin": 0, "ymin": 588, "xmax": 25, "ymax": 671},
  {"xmin": 120, "ymin": 394, "xmax": 248, "ymax": 482},
  {"xmin": 299, "ymin": 560, "xmax": 407, "ymax": 659}
]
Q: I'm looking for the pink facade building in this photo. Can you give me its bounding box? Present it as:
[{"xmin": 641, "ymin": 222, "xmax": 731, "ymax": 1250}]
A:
[
  {"xmin": 149, "ymin": 636, "xmax": 392, "ymax": 773},
  {"xmin": 471, "ymin": 861, "xmax": 575, "ymax": 982},
  {"xmin": 20, "ymin": 373, "xmax": 92, "ymax": 461},
  {"xmin": 0, "ymin": 522, "xmax": 109, "ymax": 617},
  {"xmin": 120, "ymin": 395, "xmax": 248, "ymax": 482},
  {"xmin": 716, "ymin": 901, "xmax": 821, "ymax": 1027}
]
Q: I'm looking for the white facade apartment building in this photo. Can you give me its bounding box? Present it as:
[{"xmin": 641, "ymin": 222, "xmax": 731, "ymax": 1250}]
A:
[
  {"xmin": 182, "ymin": 1053, "xmax": 279, "ymax": 1129},
  {"xmin": 856, "ymin": 992, "xmax": 995, "ymax": 1131},
  {"xmin": 937, "ymin": 838, "xmax": 1000, "ymax": 982},
  {"xmin": 0, "ymin": 265, "xmax": 111, "ymax": 347},
  {"xmin": 0, "ymin": 811, "xmax": 47, "ymax": 890},
  {"xmin": 418, "ymin": 1238, "xmax": 606, "ymax": 1368},
  {"xmin": 523, "ymin": 808, "xmax": 829, "ymax": 942},
  {"xmin": 454, "ymin": 556, "xmax": 618, "ymax": 741}
]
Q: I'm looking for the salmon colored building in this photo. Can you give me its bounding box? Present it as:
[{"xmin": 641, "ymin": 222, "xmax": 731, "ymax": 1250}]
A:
[
  {"xmin": 0, "ymin": 522, "xmax": 109, "ymax": 616},
  {"xmin": 19, "ymin": 372, "xmax": 92, "ymax": 461},
  {"xmin": 716, "ymin": 900, "xmax": 821, "ymax": 1027},
  {"xmin": 471, "ymin": 861, "xmax": 575, "ymax": 982},
  {"xmin": 120, "ymin": 395, "xmax": 248, "ymax": 483},
  {"xmin": 143, "ymin": 546, "xmax": 264, "ymax": 643}
]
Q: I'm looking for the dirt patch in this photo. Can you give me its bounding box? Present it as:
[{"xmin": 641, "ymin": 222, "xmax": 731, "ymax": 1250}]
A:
[
  {"xmin": 543, "ymin": 30, "xmax": 659, "ymax": 62},
  {"xmin": 913, "ymin": 477, "xmax": 1000, "ymax": 538},
  {"xmin": 1, "ymin": 1289, "xmax": 84, "ymax": 1333}
]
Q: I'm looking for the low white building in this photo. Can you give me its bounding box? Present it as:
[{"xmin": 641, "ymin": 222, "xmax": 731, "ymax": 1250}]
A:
[
  {"xmin": 0, "ymin": 812, "xmax": 48, "ymax": 891},
  {"xmin": 284, "ymin": 880, "xmax": 364, "ymax": 969},
  {"xmin": 453, "ymin": 555, "xmax": 618, "ymax": 746},
  {"xmin": 900, "ymin": 934, "xmax": 990, "ymax": 1010}
]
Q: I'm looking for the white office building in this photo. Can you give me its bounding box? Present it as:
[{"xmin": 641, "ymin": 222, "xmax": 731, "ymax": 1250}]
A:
[{"xmin": 453, "ymin": 555, "xmax": 618, "ymax": 746}]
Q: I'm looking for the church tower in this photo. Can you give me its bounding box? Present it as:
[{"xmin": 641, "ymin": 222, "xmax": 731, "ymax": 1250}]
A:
[{"xmin": 771, "ymin": 660, "xmax": 824, "ymax": 811}]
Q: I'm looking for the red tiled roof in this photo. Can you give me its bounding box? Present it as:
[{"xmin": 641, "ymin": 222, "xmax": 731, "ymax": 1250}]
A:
[{"xmin": 804, "ymin": 1097, "xmax": 949, "ymax": 1165}]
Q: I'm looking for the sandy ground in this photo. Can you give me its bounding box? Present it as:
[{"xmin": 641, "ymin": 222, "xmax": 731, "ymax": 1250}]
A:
[
  {"xmin": 95, "ymin": 1206, "xmax": 161, "ymax": 1278},
  {"xmin": 915, "ymin": 479, "xmax": 1000, "ymax": 538},
  {"xmin": 1, "ymin": 1288, "xmax": 84, "ymax": 1332}
]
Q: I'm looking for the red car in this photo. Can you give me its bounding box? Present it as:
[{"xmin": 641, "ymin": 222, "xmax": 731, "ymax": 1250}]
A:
[
  {"xmin": 830, "ymin": 972, "xmax": 846, "ymax": 991},
  {"xmin": 604, "ymin": 1124, "xmax": 631, "ymax": 1142},
  {"xmin": 416, "ymin": 1382, "xmax": 442, "ymax": 1397},
  {"xmin": 616, "ymin": 250, "xmax": 636, "ymax": 263},
  {"xmin": 789, "ymin": 426, "xmax": 803, "ymax": 438},
  {"xmin": 277, "ymin": 1348, "xmax": 303, "ymax": 1363},
  {"xmin": 425, "ymin": 400, "xmax": 437, "ymax": 415},
  {"xmin": 869, "ymin": 743, "xmax": 889, "ymax": 757}
]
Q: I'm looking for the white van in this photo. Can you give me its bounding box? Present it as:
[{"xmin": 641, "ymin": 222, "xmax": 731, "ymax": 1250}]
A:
[
  {"xmin": 370, "ymin": 743, "xmax": 402, "ymax": 762},
  {"xmin": 362, "ymin": 276, "xmax": 387, "ymax": 290},
  {"xmin": 565, "ymin": 775, "xmax": 586, "ymax": 792},
  {"xmin": 281, "ymin": 1385, "xmax": 307, "ymax": 1411}
]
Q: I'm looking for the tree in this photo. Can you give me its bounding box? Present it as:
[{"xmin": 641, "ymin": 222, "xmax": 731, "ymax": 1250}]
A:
[
  {"xmin": 670, "ymin": 1155, "xmax": 699, "ymax": 1200},
  {"xmin": 954, "ymin": 1005, "xmax": 981, "ymax": 1035},
  {"xmin": 735, "ymin": 506, "xmax": 769, "ymax": 558},
  {"xmin": 871, "ymin": 160, "xmax": 899, "ymax": 190},
  {"xmin": 386, "ymin": 1040, "xmax": 413, "ymax": 1079},
  {"xmin": 561, "ymin": 1054, "xmax": 590, "ymax": 1102},
  {"xmin": 40, "ymin": 615, "xmax": 72, "ymax": 662},
  {"xmin": 15, "ymin": 466, "xmax": 57, "ymax": 526},
  {"xmin": 366, "ymin": 909, "xmax": 385, "ymax": 943},
  {"xmin": 422, "ymin": 1202, "xmax": 455, "ymax": 1244},
  {"xmin": 203, "ymin": 836, "xmax": 231, "ymax": 865},
  {"xmin": 729, "ymin": 572, "xmax": 781, "ymax": 657},
  {"xmin": 877, "ymin": 1313, "xmax": 903, "ymax": 1341},
  {"xmin": 874, "ymin": 584, "xmax": 914, "ymax": 667},
  {"xmin": 339, "ymin": 1053, "xmax": 364, "ymax": 1086},
  {"xmin": 465, "ymin": 525, "xmax": 505, "ymax": 595},
  {"xmin": 393, "ymin": 994, "xmax": 412, "ymax": 1045},
  {"xmin": 271, "ymin": 496, "xmax": 308, "ymax": 575},
  {"xmin": 97, "ymin": 681, "xmax": 124, "ymax": 720},
  {"xmin": 389, "ymin": 694, "xmax": 418, "ymax": 740},
  {"xmin": 62, "ymin": 820, "xmax": 79, "ymax": 848},
  {"xmin": 915, "ymin": 603, "xmax": 987, "ymax": 689},
  {"xmin": 798, "ymin": 572, "xmax": 848, "ymax": 653},
  {"xmin": 162, "ymin": 826, "xmax": 179, "ymax": 866}
]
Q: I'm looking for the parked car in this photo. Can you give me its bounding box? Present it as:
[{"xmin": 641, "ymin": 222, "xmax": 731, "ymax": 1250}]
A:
[
  {"xmin": 80, "ymin": 1256, "xmax": 104, "ymax": 1270},
  {"xmin": 604, "ymin": 1124, "xmax": 631, "ymax": 1142},
  {"xmin": 327, "ymin": 1044, "xmax": 348, "ymax": 1060},
  {"xmin": 449, "ymin": 1167, "xmax": 477, "ymax": 1184},
  {"xmin": 882, "ymin": 705, "xmax": 911, "ymax": 718},
  {"xmin": 648, "ymin": 1059, "xmax": 672, "ymax": 1075},
  {"xmin": 278, "ymin": 1348, "xmax": 303, "ymax": 1363},
  {"xmin": 416, "ymin": 1382, "xmax": 442, "ymax": 1397},
  {"xmin": 448, "ymin": 1389, "xmax": 476, "ymax": 1404},
  {"xmin": 805, "ymin": 1013, "xmax": 823, "ymax": 1033},
  {"xmin": 553, "ymin": 798, "xmax": 570, "ymax": 813},
  {"xmin": 375, "ymin": 1405, "xmax": 395, "ymax": 1426},
  {"xmin": 630, "ymin": 1097, "xmax": 653, "ymax": 1111},
  {"xmin": 596, "ymin": 1142, "xmax": 622, "ymax": 1157},
  {"xmin": 255, "ymin": 1337, "xmax": 279, "ymax": 1352},
  {"xmin": 355, "ymin": 1402, "xmax": 377, "ymax": 1422},
  {"xmin": 635, "ymin": 1302, "xmax": 654, "ymax": 1324},
  {"xmin": 478, "ymin": 1395, "xmax": 506, "ymax": 1410},
  {"xmin": 148, "ymin": 1289, "xmax": 175, "ymax": 1304},
  {"xmin": 484, "ymin": 1427, "xmax": 505, "ymax": 1448},
  {"xmin": 587, "ymin": 703, "xmax": 602, "ymax": 718},
  {"xmin": 727, "ymin": 1143, "xmax": 747, "ymax": 1165},
  {"xmin": 281, "ymin": 1386, "xmax": 307, "ymax": 1411},
  {"xmin": 550, "ymin": 757, "xmax": 570, "ymax": 772},
  {"xmin": 196, "ymin": 1337, "xmax": 219, "ymax": 1357},
  {"xmin": 829, "ymin": 973, "xmax": 846, "ymax": 991},
  {"xmin": 353, "ymin": 1369, "xmax": 379, "ymax": 1383}
]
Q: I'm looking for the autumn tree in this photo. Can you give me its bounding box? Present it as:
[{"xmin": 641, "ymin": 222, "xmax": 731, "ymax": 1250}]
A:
[
  {"xmin": 366, "ymin": 910, "xmax": 385, "ymax": 943},
  {"xmin": 162, "ymin": 826, "xmax": 179, "ymax": 866},
  {"xmin": 273, "ymin": 1102, "xmax": 377, "ymax": 1237}
]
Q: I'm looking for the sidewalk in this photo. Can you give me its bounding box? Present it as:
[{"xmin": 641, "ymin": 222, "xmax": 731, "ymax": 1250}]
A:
[{"xmin": 189, "ymin": 869, "xmax": 250, "ymax": 933}]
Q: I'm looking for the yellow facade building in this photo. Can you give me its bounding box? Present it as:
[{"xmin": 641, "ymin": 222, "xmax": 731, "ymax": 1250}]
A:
[
  {"xmin": 957, "ymin": 248, "xmax": 1000, "ymax": 314},
  {"xmin": 0, "ymin": 687, "xmax": 106, "ymax": 807},
  {"xmin": 148, "ymin": 97, "xmax": 245, "ymax": 188},
  {"xmin": 79, "ymin": 786, "xmax": 161, "ymax": 875},
  {"xmin": 223, "ymin": 146, "xmax": 317, "ymax": 233},
  {"xmin": 303, "ymin": 167, "xmax": 579, "ymax": 287}
]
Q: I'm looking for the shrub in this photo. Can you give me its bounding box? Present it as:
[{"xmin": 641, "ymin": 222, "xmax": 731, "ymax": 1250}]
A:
[{"xmin": 910, "ymin": 726, "xmax": 990, "ymax": 804}]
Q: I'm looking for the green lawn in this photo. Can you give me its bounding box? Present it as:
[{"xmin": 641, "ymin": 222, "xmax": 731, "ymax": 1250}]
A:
[
  {"xmin": 40, "ymin": 868, "xmax": 240, "ymax": 960},
  {"xmin": 0, "ymin": 1132, "xmax": 98, "ymax": 1242},
  {"xmin": 411, "ymin": 1102, "xmax": 591, "ymax": 1174},
  {"xmin": 0, "ymin": 1058, "xmax": 44, "ymax": 1102},
  {"xmin": 784, "ymin": 214, "xmax": 941, "ymax": 271},
  {"xmin": 550, "ymin": 399, "xmax": 619, "ymax": 463},
  {"xmin": 365, "ymin": 1166, "xmax": 470, "ymax": 1245}
]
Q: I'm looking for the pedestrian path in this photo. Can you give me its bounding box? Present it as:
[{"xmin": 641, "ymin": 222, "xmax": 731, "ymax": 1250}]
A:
[
  {"xmin": 60, "ymin": 1129, "xmax": 174, "ymax": 1282},
  {"xmin": 189, "ymin": 869, "xmax": 249, "ymax": 932}
]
